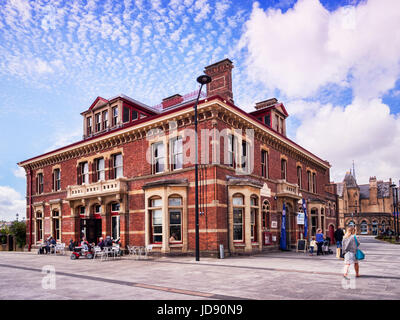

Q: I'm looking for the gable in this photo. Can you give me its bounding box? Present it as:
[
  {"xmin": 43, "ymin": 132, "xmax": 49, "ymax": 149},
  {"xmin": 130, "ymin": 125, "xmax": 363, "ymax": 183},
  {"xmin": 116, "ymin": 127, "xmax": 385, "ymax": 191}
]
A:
[{"xmin": 89, "ymin": 96, "xmax": 109, "ymax": 111}]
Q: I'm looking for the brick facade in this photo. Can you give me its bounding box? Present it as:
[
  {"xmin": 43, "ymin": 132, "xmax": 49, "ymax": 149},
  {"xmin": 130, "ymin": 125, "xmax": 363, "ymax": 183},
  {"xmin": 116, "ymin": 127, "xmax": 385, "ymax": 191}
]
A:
[{"xmin": 19, "ymin": 59, "xmax": 338, "ymax": 255}]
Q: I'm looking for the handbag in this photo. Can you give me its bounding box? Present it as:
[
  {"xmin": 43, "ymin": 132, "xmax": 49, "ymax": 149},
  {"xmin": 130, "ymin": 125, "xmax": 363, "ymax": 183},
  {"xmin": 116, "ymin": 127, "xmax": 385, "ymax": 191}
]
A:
[{"xmin": 354, "ymin": 235, "xmax": 365, "ymax": 260}]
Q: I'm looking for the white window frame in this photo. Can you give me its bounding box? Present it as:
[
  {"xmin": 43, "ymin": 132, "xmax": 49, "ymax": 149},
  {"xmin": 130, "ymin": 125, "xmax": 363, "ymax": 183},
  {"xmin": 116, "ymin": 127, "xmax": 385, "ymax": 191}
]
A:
[{"xmin": 170, "ymin": 137, "xmax": 183, "ymax": 171}]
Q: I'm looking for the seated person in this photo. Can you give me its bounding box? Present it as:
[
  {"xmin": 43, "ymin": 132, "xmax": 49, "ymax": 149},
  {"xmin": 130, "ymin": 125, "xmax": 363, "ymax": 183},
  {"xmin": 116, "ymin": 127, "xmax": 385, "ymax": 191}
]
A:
[
  {"xmin": 50, "ymin": 237, "xmax": 57, "ymax": 246},
  {"xmin": 104, "ymin": 236, "xmax": 113, "ymax": 247},
  {"xmin": 81, "ymin": 237, "xmax": 89, "ymax": 251},
  {"xmin": 43, "ymin": 238, "xmax": 51, "ymax": 254},
  {"xmin": 97, "ymin": 237, "xmax": 105, "ymax": 250},
  {"xmin": 68, "ymin": 239, "xmax": 75, "ymax": 251}
]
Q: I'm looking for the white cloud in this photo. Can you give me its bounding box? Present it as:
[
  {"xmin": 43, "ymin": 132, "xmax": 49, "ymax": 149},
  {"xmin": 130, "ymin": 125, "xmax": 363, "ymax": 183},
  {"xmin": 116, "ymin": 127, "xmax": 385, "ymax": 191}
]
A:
[
  {"xmin": 13, "ymin": 166, "xmax": 25, "ymax": 179},
  {"xmin": 239, "ymin": 0, "xmax": 400, "ymax": 185},
  {"xmin": 291, "ymin": 98, "xmax": 400, "ymax": 184},
  {"xmin": 193, "ymin": 0, "xmax": 211, "ymax": 23},
  {"xmin": 0, "ymin": 186, "xmax": 25, "ymax": 222},
  {"xmin": 240, "ymin": 0, "xmax": 400, "ymax": 99}
]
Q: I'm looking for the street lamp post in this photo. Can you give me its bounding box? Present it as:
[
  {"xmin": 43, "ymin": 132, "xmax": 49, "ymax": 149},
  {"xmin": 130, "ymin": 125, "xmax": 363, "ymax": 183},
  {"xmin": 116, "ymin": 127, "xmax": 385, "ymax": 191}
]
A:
[
  {"xmin": 390, "ymin": 184, "xmax": 397, "ymax": 238},
  {"xmin": 395, "ymin": 186, "xmax": 399, "ymax": 239},
  {"xmin": 194, "ymin": 74, "xmax": 211, "ymax": 261}
]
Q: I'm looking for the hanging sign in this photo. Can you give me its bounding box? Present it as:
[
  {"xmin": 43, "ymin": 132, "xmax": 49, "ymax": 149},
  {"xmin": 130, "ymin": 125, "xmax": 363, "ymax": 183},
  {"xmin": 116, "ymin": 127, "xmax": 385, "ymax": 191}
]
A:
[{"xmin": 297, "ymin": 212, "xmax": 305, "ymax": 225}]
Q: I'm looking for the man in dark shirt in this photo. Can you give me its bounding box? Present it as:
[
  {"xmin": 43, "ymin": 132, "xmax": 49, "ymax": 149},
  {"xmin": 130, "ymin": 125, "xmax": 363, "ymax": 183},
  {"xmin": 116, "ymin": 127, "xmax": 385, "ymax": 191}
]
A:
[{"xmin": 334, "ymin": 227, "xmax": 344, "ymax": 258}]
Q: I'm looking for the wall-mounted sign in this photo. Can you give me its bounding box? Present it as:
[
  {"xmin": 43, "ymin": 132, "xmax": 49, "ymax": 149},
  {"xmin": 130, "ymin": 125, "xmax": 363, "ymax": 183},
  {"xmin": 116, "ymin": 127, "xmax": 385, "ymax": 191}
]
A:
[
  {"xmin": 271, "ymin": 220, "xmax": 278, "ymax": 228},
  {"xmin": 297, "ymin": 212, "xmax": 305, "ymax": 225}
]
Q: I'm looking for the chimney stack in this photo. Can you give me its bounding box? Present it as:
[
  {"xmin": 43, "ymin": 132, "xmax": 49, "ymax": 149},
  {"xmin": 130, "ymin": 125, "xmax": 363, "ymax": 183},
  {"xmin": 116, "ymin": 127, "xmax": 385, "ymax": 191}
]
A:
[
  {"xmin": 162, "ymin": 94, "xmax": 184, "ymax": 109},
  {"xmin": 204, "ymin": 58, "xmax": 234, "ymax": 104}
]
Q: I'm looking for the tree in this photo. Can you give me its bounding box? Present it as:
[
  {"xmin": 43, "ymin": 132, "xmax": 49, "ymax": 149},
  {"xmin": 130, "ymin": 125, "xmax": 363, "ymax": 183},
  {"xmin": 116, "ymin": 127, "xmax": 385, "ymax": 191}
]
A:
[
  {"xmin": 9, "ymin": 221, "xmax": 26, "ymax": 248},
  {"xmin": 0, "ymin": 225, "xmax": 10, "ymax": 244}
]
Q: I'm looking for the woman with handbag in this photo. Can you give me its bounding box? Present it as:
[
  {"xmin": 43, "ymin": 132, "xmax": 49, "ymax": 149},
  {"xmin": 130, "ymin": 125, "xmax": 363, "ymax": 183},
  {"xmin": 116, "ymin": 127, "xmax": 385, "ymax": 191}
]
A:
[{"xmin": 342, "ymin": 223, "xmax": 364, "ymax": 279}]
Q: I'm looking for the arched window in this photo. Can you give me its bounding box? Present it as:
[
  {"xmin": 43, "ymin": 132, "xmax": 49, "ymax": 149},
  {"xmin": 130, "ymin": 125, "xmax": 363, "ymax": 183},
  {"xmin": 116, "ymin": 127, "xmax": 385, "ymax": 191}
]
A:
[
  {"xmin": 149, "ymin": 197, "xmax": 162, "ymax": 244},
  {"xmin": 360, "ymin": 221, "xmax": 368, "ymax": 234},
  {"xmin": 281, "ymin": 159, "xmax": 287, "ymax": 180},
  {"xmin": 169, "ymin": 196, "xmax": 183, "ymax": 242},
  {"xmin": 250, "ymin": 196, "xmax": 259, "ymax": 242},
  {"xmin": 320, "ymin": 208, "xmax": 325, "ymax": 233},
  {"xmin": 372, "ymin": 221, "xmax": 378, "ymax": 235},
  {"xmin": 310, "ymin": 208, "xmax": 318, "ymax": 236},
  {"xmin": 111, "ymin": 203, "xmax": 120, "ymax": 240},
  {"xmin": 52, "ymin": 210, "xmax": 60, "ymax": 241},
  {"xmin": 262, "ymin": 200, "xmax": 271, "ymax": 231},
  {"xmin": 36, "ymin": 211, "xmax": 43, "ymax": 242},
  {"xmin": 232, "ymin": 194, "xmax": 244, "ymax": 242}
]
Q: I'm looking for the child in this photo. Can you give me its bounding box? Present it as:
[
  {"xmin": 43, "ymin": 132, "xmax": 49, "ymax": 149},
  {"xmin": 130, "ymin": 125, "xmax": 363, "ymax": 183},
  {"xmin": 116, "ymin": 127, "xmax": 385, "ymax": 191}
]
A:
[{"xmin": 309, "ymin": 237, "xmax": 317, "ymax": 256}]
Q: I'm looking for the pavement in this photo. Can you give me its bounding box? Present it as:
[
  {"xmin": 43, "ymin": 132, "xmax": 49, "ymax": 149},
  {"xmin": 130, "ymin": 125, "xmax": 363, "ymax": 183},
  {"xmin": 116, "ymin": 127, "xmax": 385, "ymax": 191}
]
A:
[{"xmin": 0, "ymin": 236, "xmax": 399, "ymax": 300}]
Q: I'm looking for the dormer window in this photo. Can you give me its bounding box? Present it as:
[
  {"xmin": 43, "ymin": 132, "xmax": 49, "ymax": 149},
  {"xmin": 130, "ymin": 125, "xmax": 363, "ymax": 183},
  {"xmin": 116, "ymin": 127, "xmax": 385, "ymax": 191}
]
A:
[
  {"xmin": 123, "ymin": 106, "xmax": 130, "ymax": 123},
  {"xmin": 132, "ymin": 110, "xmax": 138, "ymax": 121},
  {"xmin": 264, "ymin": 114, "xmax": 271, "ymax": 127},
  {"xmin": 87, "ymin": 117, "xmax": 92, "ymax": 136},
  {"xmin": 112, "ymin": 107, "xmax": 118, "ymax": 126},
  {"xmin": 102, "ymin": 110, "xmax": 108, "ymax": 130},
  {"xmin": 95, "ymin": 113, "xmax": 101, "ymax": 132}
]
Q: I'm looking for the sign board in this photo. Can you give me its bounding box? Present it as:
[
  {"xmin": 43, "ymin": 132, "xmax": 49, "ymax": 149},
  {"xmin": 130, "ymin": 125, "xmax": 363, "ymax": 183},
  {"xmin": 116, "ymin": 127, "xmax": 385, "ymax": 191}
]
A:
[
  {"xmin": 260, "ymin": 183, "xmax": 271, "ymax": 197},
  {"xmin": 296, "ymin": 239, "xmax": 307, "ymax": 252},
  {"xmin": 272, "ymin": 236, "xmax": 276, "ymax": 242},
  {"xmin": 297, "ymin": 212, "xmax": 305, "ymax": 225},
  {"xmin": 264, "ymin": 232, "xmax": 271, "ymax": 245},
  {"xmin": 271, "ymin": 220, "xmax": 278, "ymax": 228}
]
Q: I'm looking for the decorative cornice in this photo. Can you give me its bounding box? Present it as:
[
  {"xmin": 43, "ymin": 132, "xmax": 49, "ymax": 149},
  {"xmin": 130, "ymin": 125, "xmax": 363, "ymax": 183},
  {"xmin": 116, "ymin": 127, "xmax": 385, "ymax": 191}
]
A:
[{"xmin": 18, "ymin": 98, "xmax": 330, "ymax": 172}]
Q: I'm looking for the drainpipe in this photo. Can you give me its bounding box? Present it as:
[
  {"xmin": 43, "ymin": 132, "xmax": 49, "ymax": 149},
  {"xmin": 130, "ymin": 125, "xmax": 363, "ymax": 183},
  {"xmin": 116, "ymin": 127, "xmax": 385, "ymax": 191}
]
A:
[
  {"xmin": 28, "ymin": 167, "xmax": 33, "ymax": 251},
  {"xmin": 226, "ymin": 182, "xmax": 231, "ymax": 256}
]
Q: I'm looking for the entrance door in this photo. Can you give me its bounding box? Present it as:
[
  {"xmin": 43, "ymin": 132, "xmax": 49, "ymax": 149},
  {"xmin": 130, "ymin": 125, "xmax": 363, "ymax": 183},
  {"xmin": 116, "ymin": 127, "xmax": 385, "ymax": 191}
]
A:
[
  {"xmin": 285, "ymin": 203, "xmax": 292, "ymax": 250},
  {"xmin": 329, "ymin": 225, "xmax": 334, "ymax": 244},
  {"xmin": 372, "ymin": 221, "xmax": 378, "ymax": 235},
  {"xmin": 80, "ymin": 219, "xmax": 102, "ymax": 243}
]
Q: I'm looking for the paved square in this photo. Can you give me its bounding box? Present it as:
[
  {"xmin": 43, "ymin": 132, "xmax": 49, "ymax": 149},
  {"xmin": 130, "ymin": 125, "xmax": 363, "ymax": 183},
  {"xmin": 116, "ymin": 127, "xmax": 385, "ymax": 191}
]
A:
[{"xmin": 0, "ymin": 236, "xmax": 399, "ymax": 300}]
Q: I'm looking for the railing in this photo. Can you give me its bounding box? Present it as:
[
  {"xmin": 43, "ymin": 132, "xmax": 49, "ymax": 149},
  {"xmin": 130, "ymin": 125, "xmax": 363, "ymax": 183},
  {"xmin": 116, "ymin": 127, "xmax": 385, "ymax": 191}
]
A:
[
  {"xmin": 66, "ymin": 178, "xmax": 127, "ymax": 199},
  {"xmin": 276, "ymin": 180, "xmax": 300, "ymax": 198}
]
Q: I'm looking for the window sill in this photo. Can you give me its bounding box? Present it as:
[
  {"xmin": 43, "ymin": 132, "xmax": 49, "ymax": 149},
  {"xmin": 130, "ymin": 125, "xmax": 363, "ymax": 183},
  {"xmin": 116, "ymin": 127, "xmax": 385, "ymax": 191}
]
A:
[
  {"xmin": 233, "ymin": 242, "xmax": 245, "ymax": 247},
  {"xmin": 169, "ymin": 243, "xmax": 183, "ymax": 247}
]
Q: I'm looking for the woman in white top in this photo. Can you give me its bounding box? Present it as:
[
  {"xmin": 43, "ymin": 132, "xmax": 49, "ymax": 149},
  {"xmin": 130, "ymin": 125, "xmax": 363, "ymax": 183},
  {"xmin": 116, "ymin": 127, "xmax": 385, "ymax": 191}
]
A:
[{"xmin": 342, "ymin": 223, "xmax": 360, "ymax": 279}]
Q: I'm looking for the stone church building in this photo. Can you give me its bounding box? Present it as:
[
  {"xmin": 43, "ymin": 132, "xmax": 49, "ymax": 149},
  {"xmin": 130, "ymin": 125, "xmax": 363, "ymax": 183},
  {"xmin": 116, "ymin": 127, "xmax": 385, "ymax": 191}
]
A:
[{"xmin": 336, "ymin": 171, "xmax": 394, "ymax": 235}]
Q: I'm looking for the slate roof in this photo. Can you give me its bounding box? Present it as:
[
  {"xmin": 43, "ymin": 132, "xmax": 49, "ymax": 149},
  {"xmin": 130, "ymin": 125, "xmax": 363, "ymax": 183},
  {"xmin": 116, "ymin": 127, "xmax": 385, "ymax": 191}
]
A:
[{"xmin": 343, "ymin": 172, "xmax": 358, "ymax": 188}]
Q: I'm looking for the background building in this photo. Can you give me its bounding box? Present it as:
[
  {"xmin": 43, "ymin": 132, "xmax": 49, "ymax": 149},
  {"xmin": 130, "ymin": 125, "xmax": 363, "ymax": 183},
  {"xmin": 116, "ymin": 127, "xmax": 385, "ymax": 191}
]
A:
[
  {"xmin": 335, "ymin": 171, "xmax": 394, "ymax": 235},
  {"xmin": 18, "ymin": 59, "xmax": 337, "ymax": 255}
]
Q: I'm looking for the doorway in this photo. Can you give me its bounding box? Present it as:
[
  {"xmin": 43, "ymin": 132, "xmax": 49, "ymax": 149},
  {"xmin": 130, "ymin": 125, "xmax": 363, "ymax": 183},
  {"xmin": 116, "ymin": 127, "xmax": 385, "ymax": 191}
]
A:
[{"xmin": 80, "ymin": 218, "xmax": 102, "ymax": 243}]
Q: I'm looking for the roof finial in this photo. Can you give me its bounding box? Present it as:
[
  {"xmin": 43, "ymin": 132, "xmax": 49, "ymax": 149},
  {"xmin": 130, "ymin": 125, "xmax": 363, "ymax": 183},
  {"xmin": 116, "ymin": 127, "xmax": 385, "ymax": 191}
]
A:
[{"xmin": 352, "ymin": 160, "xmax": 356, "ymax": 180}]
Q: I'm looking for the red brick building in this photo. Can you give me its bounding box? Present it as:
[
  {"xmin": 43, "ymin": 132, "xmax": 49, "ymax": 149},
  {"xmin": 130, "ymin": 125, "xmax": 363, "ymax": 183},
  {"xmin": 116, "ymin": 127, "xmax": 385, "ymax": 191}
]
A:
[{"xmin": 18, "ymin": 59, "xmax": 337, "ymax": 255}]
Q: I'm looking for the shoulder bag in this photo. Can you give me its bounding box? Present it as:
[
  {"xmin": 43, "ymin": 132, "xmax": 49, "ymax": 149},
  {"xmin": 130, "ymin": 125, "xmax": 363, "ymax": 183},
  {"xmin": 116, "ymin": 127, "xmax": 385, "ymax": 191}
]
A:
[{"xmin": 354, "ymin": 235, "xmax": 365, "ymax": 260}]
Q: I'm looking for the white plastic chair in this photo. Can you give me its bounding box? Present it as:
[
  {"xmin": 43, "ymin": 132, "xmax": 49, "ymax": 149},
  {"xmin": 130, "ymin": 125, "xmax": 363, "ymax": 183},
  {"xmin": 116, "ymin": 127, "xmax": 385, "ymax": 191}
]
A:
[
  {"xmin": 127, "ymin": 245, "xmax": 137, "ymax": 258},
  {"xmin": 144, "ymin": 245, "xmax": 153, "ymax": 259},
  {"xmin": 112, "ymin": 245, "xmax": 121, "ymax": 259},
  {"xmin": 102, "ymin": 247, "xmax": 113, "ymax": 261},
  {"xmin": 93, "ymin": 246, "xmax": 105, "ymax": 260}
]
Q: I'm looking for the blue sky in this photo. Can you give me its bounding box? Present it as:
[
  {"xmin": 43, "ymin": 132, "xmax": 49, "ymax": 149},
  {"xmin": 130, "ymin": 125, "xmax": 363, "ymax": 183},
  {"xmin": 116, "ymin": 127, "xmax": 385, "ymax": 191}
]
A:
[{"xmin": 1, "ymin": 0, "xmax": 399, "ymax": 221}]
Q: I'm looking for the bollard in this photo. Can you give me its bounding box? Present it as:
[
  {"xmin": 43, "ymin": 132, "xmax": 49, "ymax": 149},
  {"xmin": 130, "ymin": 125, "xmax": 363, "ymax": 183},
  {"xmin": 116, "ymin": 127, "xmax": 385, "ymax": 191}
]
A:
[{"xmin": 219, "ymin": 244, "xmax": 224, "ymax": 259}]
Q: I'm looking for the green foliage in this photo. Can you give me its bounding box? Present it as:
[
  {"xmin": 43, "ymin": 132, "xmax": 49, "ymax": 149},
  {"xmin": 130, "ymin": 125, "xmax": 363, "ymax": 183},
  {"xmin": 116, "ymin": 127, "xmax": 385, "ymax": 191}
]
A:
[
  {"xmin": 9, "ymin": 221, "xmax": 26, "ymax": 248},
  {"xmin": 0, "ymin": 225, "xmax": 10, "ymax": 244}
]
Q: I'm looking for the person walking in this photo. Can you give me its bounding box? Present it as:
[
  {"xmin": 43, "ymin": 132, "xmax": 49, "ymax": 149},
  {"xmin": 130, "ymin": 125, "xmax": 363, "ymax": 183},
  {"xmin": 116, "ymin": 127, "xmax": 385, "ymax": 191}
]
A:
[
  {"xmin": 342, "ymin": 223, "xmax": 360, "ymax": 278},
  {"xmin": 316, "ymin": 229, "xmax": 324, "ymax": 255},
  {"xmin": 334, "ymin": 227, "xmax": 345, "ymax": 259}
]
